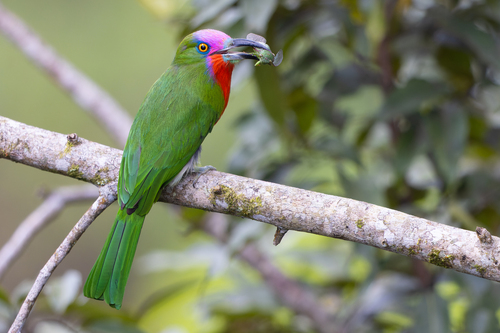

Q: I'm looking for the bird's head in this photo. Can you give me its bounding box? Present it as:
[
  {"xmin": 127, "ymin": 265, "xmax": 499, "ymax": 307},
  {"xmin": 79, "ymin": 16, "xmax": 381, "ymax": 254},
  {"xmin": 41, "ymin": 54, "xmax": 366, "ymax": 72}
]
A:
[
  {"xmin": 172, "ymin": 29, "xmax": 272, "ymax": 105},
  {"xmin": 173, "ymin": 29, "xmax": 270, "ymax": 66}
]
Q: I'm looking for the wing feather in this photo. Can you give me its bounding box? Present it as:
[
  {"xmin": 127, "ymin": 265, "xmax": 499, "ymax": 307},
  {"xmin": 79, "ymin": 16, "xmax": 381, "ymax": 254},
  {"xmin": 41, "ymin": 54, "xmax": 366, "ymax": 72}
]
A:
[{"xmin": 118, "ymin": 65, "xmax": 224, "ymax": 216}]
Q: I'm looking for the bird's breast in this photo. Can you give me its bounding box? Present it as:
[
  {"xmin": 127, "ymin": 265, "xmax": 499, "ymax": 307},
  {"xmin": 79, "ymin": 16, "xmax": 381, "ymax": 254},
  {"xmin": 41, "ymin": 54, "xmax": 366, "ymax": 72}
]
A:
[{"xmin": 206, "ymin": 54, "xmax": 234, "ymax": 108}]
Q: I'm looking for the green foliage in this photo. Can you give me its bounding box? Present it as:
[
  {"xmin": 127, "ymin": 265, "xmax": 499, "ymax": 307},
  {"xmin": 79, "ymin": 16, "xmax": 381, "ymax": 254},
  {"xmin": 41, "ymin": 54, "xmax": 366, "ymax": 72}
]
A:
[{"xmin": 156, "ymin": 0, "xmax": 500, "ymax": 331}]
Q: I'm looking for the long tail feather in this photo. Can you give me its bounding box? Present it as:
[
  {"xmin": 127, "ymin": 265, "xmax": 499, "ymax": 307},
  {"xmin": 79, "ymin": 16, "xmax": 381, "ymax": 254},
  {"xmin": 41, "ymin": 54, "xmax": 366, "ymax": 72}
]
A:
[{"xmin": 84, "ymin": 209, "xmax": 145, "ymax": 309}]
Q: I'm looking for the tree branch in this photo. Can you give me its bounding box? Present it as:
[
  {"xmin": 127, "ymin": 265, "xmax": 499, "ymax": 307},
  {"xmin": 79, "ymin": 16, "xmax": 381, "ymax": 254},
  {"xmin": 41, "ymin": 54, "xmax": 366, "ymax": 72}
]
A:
[
  {"xmin": 2, "ymin": 115, "xmax": 498, "ymax": 284},
  {"xmin": 8, "ymin": 187, "xmax": 115, "ymax": 333},
  {"xmin": 0, "ymin": 2, "xmax": 132, "ymax": 147},
  {"xmin": 0, "ymin": 116, "xmax": 122, "ymax": 185},
  {"xmin": 0, "ymin": 185, "xmax": 98, "ymax": 281}
]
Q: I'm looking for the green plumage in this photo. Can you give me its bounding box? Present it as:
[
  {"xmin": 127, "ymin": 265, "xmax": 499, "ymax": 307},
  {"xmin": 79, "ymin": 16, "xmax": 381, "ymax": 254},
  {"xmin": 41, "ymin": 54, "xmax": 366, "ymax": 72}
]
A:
[
  {"xmin": 84, "ymin": 32, "xmax": 226, "ymax": 309},
  {"xmin": 84, "ymin": 29, "xmax": 273, "ymax": 309},
  {"xmin": 84, "ymin": 210, "xmax": 144, "ymax": 308}
]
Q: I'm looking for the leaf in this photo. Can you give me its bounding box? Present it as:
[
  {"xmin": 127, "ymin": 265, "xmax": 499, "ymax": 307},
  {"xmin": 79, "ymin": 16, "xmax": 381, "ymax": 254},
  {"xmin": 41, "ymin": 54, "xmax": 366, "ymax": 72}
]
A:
[
  {"xmin": 288, "ymin": 87, "xmax": 317, "ymax": 135},
  {"xmin": 375, "ymin": 312, "xmax": 414, "ymax": 331},
  {"xmin": 425, "ymin": 103, "xmax": 468, "ymax": 185},
  {"xmin": 318, "ymin": 39, "xmax": 355, "ymax": 69},
  {"xmin": 394, "ymin": 117, "xmax": 427, "ymax": 176},
  {"xmin": 190, "ymin": 0, "xmax": 237, "ymax": 27},
  {"xmin": 382, "ymin": 79, "xmax": 449, "ymax": 118},
  {"xmin": 86, "ymin": 320, "xmax": 146, "ymax": 333},
  {"xmin": 336, "ymin": 85, "xmax": 384, "ymax": 144},
  {"xmin": 434, "ymin": 8, "xmax": 500, "ymax": 71},
  {"xmin": 254, "ymin": 66, "xmax": 287, "ymax": 127},
  {"xmin": 44, "ymin": 270, "xmax": 82, "ymax": 314},
  {"xmin": 406, "ymin": 155, "xmax": 438, "ymax": 190},
  {"xmin": 138, "ymin": 277, "xmax": 232, "ymax": 333},
  {"xmin": 227, "ymin": 220, "xmax": 266, "ymax": 253},
  {"xmin": 33, "ymin": 321, "xmax": 75, "ymax": 333},
  {"xmin": 227, "ymin": 106, "xmax": 280, "ymax": 174},
  {"xmin": 365, "ymin": 0, "xmax": 385, "ymax": 56},
  {"xmin": 241, "ymin": 0, "xmax": 278, "ymax": 33},
  {"xmin": 139, "ymin": 243, "xmax": 229, "ymax": 276},
  {"xmin": 0, "ymin": 287, "xmax": 10, "ymax": 305},
  {"xmin": 435, "ymin": 281, "xmax": 461, "ymax": 301},
  {"xmin": 286, "ymin": 155, "xmax": 345, "ymax": 196},
  {"xmin": 352, "ymin": 274, "xmax": 420, "ymax": 324},
  {"xmin": 436, "ymin": 46, "xmax": 474, "ymax": 93},
  {"xmin": 348, "ymin": 256, "xmax": 371, "ymax": 283},
  {"xmin": 138, "ymin": 0, "xmax": 187, "ymax": 20},
  {"xmin": 339, "ymin": 0, "xmax": 365, "ymax": 24},
  {"xmin": 303, "ymin": 61, "xmax": 335, "ymax": 97}
]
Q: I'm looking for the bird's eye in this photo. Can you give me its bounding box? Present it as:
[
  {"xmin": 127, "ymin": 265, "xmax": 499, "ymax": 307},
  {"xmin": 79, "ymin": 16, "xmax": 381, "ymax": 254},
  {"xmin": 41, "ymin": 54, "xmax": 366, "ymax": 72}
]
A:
[{"xmin": 197, "ymin": 43, "xmax": 209, "ymax": 54}]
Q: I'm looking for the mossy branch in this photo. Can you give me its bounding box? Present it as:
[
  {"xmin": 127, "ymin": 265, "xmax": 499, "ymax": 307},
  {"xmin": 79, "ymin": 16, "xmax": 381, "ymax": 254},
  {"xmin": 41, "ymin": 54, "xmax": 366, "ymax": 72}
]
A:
[{"xmin": 2, "ymin": 115, "xmax": 499, "ymax": 284}]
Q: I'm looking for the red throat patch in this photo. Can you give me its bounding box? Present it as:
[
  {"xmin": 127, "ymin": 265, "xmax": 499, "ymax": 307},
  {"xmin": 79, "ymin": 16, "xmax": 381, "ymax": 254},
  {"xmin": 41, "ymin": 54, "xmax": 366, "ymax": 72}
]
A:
[{"xmin": 208, "ymin": 54, "xmax": 234, "ymax": 111}]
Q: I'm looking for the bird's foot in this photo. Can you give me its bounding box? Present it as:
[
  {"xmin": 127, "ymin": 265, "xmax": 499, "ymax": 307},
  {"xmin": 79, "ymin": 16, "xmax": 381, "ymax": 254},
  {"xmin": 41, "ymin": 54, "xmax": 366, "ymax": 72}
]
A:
[{"xmin": 192, "ymin": 165, "xmax": 217, "ymax": 187}]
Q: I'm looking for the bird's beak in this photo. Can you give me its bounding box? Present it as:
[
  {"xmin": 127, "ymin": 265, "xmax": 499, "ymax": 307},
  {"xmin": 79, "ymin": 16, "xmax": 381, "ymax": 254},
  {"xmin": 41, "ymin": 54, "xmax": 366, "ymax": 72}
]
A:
[
  {"xmin": 227, "ymin": 38, "xmax": 272, "ymax": 51},
  {"xmin": 213, "ymin": 38, "xmax": 272, "ymax": 62}
]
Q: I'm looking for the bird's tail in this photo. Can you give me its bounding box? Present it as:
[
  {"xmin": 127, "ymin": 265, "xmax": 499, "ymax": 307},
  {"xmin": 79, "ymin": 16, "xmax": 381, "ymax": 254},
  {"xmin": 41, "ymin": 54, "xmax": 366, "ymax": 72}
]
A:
[{"xmin": 83, "ymin": 209, "xmax": 145, "ymax": 309}]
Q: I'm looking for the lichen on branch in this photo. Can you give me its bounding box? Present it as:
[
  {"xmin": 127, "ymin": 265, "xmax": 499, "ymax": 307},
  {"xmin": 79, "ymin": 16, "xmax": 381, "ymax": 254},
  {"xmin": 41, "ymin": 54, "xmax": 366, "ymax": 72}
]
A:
[{"xmin": 2, "ymin": 115, "xmax": 500, "ymax": 284}]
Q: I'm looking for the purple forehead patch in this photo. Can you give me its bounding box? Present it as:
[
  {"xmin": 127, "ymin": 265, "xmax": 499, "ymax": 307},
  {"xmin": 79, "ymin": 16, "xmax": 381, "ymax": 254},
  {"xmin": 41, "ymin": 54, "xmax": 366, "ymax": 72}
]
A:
[{"xmin": 193, "ymin": 29, "xmax": 231, "ymax": 54}]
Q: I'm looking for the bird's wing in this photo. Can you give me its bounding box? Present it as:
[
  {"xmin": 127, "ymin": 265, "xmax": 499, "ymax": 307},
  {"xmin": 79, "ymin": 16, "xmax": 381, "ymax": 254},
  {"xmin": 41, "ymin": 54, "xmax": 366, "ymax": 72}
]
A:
[{"xmin": 117, "ymin": 69, "xmax": 222, "ymax": 216}]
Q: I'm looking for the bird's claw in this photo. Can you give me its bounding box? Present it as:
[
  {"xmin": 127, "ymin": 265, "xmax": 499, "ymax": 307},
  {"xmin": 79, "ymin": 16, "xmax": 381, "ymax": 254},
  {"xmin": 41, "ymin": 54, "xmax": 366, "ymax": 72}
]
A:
[{"xmin": 192, "ymin": 165, "xmax": 217, "ymax": 187}]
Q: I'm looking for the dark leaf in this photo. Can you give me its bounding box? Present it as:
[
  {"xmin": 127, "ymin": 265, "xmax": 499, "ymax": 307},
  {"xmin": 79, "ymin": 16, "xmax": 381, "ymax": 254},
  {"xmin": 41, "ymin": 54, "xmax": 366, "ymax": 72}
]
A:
[
  {"xmin": 254, "ymin": 65, "xmax": 287, "ymax": 127},
  {"xmin": 382, "ymin": 79, "xmax": 449, "ymax": 118},
  {"xmin": 288, "ymin": 87, "xmax": 317, "ymax": 135},
  {"xmin": 425, "ymin": 103, "xmax": 468, "ymax": 185},
  {"xmin": 434, "ymin": 8, "xmax": 500, "ymax": 71},
  {"xmin": 436, "ymin": 46, "xmax": 474, "ymax": 93}
]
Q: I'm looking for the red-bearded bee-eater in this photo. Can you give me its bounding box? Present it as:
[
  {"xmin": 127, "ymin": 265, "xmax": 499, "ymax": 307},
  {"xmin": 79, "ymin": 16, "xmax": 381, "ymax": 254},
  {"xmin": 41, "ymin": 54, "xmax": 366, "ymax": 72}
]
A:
[{"xmin": 84, "ymin": 29, "xmax": 274, "ymax": 309}]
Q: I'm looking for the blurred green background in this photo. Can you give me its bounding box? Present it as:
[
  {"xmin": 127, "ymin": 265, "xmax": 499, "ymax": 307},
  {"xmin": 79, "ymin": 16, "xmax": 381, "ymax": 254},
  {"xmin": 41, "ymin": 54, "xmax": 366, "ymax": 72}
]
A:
[{"xmin": 2, "ymin": 0, "xmax": 500, "ymax": 332}]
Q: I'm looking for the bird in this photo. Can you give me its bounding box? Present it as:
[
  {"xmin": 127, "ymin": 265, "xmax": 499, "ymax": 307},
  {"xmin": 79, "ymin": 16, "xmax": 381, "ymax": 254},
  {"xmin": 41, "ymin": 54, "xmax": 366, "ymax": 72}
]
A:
[{"xmin": 83, "ymin": 29, "xmax": 273, "ymax": 309}]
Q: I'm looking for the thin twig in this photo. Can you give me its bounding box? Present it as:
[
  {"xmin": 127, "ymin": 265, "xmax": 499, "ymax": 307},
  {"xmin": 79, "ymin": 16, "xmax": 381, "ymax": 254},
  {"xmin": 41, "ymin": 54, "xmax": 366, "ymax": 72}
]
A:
[
  {"xmin": 0, "ymin": 185, "xmax": 98, "ymax": 281},
  {"xmin": 0, "ymin": 2, "xmax": 132, "ymax": 146},
  {"xmin": 8, "ymin": 186, "xmax": 116, "ymax": 333}
]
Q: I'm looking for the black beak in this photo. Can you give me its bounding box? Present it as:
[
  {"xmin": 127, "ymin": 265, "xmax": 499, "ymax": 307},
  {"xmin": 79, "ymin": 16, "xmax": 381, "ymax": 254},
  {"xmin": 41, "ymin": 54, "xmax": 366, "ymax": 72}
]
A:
[
  {"xmin": 214, "ymin": 38, "xmax": 272, "ymax": 54},
  {"xmin": 228, "ymin": 38, "xmax": 272, "ymax": 51},
  {"xmin": 213, "ymin": 37, "xmax": 272, "ymax": 62}
]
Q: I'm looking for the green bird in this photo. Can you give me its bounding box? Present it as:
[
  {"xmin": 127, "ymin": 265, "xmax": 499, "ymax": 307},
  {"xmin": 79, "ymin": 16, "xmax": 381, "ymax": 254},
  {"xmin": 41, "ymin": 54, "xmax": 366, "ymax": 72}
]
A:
[{"xmin": 84, "ymin": 29, "xmax": 273, "ymax": 309}]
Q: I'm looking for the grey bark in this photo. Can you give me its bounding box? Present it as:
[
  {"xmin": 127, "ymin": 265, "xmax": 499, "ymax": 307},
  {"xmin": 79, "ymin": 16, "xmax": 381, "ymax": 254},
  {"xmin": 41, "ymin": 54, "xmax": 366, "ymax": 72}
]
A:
[{"xmin": 2, "ymin": 115, "xmax": 499, "ymax": 284}]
